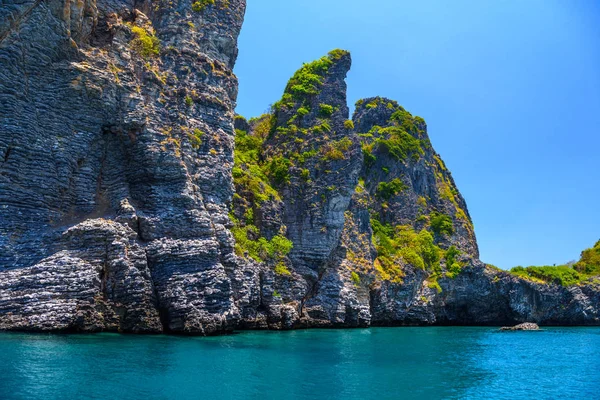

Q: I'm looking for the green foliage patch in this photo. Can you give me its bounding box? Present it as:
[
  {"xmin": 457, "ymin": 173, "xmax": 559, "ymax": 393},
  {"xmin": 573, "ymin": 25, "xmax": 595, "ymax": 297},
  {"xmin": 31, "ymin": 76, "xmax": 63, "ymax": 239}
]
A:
[
  {"xmin": 356, "ymin": 102, "xmax": 428, "ymax": 171},
  {"xmin": 275, "ymin": 262, "xmax": 292, "ymax": 276},
  {"xmin": 358, "ymin": 125, "xmax": 424, "ymax": 164},
  {"xmin": 371, "ymin": 218, "xmax": 442, "ymax": 283},
  {"xmin": 351, "ymin": 271, "xmax": 361, "ymax": 286},
  {"xmin": 328, "ymin": 49, "xmax": 349, "ymax": 60},
  {"xmin": 130, "ymin": 26, "xmax": 160, "ymax": 59},
  {"xmin": 510, "ymin": 240, "xmax": 600, "ymax": 286},
  {"xmin": 231, "ymin": 215, "xmax": 293, "ymax": 264},
  {"xmin": 430, "ymin": 212, "xmax": 454, "ymax": 236},
  {"xmin": 233, "ymin": 126, "xmax": 280, "ymax": 203},
  {"xmin": 297, "ymin": 107, "xmax": 309, "ymax": 117},
  {"xmin": 362, "ymin": 145, "xmax": 376, "ymax": 168},
  {"xmin": 187, "ymin": 128, "xmax": 204, "ymax": 149},
  {"xmin": 377, "ymin": 127, "xmax": 424, "ymax": 162},
  {"xmin": 574, "ymin": 240, "xmax": 600, "ymax": 276},
  {"xmin": 444, "ymin": 246, "xmax": 462, "ymax": 278},
  {"xmin": 366, "ymin": 100, "xmax": 378, "ymax": 109},
  {"xmin": 322, "ymin": 137, "xmax": 353, "ymax": 161},
  {"xmin": 265, "ymin": 156, "xmax": 291, "ymax": 186},
  {"xmin": 192, "ymin": 0, "xmax": 214, "ymax": 12},
  {"xmin": 231, "ymin": 120, "xmax": 296, "ymax": 271},
  {"xmin": 284, "ymin": 57, "xmax": 332, "ymax": 99},
  {"xmin": 510, "ymin": 265, "xmax": 583, "ymax": 287},
  {"xmin": 319, "ymin": 103, "xmax": 334, "ymax": 118},
  {"xmin": 390, "ymin": 109, "xmax": 416, "ymax": 133},
  {"xmin": 276, "ymin": 49, "xmax": 348, "ymax": 106},
  {"xmin": 371, "ymin": 216, "xmax": 466, "ymax": 286},
  {"xmin": 376, "ymin": 178, "xmax": 407, "ymax": 200}
]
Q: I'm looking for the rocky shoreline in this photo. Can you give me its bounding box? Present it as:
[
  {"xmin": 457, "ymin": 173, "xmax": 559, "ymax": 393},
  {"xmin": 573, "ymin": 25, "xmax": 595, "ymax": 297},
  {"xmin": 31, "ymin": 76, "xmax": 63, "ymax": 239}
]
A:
[{"xmin": 0, "ymin": 0, "xmax": 598, "ymax": 335}]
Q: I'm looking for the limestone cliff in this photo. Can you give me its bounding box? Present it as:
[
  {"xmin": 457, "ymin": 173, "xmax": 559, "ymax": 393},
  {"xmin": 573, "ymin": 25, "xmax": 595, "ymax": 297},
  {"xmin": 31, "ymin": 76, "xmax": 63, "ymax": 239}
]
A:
[
  {"xmin": 0, "ymin": 1, "xmax": 598, "ymax": 334},
  {"xmin": 0, "ymin": 0, "xmax": 253, "ymax": 334},
  {"xmin": 230, "ymin": 51, "xmax": 600, "ymax": 328}
]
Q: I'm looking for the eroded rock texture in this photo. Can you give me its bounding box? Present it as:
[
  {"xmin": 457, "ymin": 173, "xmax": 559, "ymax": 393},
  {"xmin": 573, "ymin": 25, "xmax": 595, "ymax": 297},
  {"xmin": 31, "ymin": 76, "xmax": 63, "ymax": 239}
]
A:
[
  {"xmin": 0, "ymin": 0, "xmax": 254, "ymax": 334},
  {"xmin": 1, "ymin": 0, "xmax": 598, "ymax": 334},
  {"xmin": 230, "ymin": 52, "xmax": 600, "ymax": 329}
]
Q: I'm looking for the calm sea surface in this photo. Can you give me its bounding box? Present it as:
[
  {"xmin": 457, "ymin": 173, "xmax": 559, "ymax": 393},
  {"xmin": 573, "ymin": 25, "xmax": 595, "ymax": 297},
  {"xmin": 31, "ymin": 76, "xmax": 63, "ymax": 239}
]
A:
[{"xmin": 0, "ymin": 327, "xmax": 598, "ymax": 399}]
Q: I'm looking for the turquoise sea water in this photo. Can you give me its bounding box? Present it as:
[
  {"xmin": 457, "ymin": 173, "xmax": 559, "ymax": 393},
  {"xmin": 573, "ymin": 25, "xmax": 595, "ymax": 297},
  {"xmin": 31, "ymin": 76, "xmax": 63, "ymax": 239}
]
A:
[{"xmin": 0, "ymin": 327, "xmax": 598, "ymax": 399}]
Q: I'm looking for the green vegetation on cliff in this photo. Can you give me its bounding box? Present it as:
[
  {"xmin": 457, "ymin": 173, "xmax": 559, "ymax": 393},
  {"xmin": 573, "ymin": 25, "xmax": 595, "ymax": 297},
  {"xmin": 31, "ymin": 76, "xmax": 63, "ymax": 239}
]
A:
[
  {"xmin": 322, "ymin": 137, "xmax": 353, "ymax": 161},
  {"xmin": 129, "ymin": 25, "xmax": 160, "ymax": 58},
  {"xmin": 187, "ymin": 128, "xmax": 204, "ymax": 149},
  {"xmin": 286, "ymin": 56, "xmax": 331, "ymax": 97},
  {"xmin": 274, "ymin": 49, "xmax": 349, "ymax": 111},
  {"xmin": 376, "ymin": 178, "xmax": 407, "ymax": 200},
  {"xmin": 192, "ymin": 0, "xmax": 214, "ymax": 12},
  {"xmin": 358, "ymin": 102, "xmax": 428, "ymax": 172},
  {"xmin": 371, "ymin": 218, "xmax": 439, "ymax": 283},
  {"xmin": 510, "ymin": 265, "xmax": 583, "ymax": 287},
  {"xmin": 265, "ymin": 156, "xmax": 291, "ymax": 186},
  {"xmin": 319, "ymin": 103, "xmax": 334, "ymax": 117},
  {"xmin": 231, "ymin": 118, "xmax": 293, "ymax": 268},
  {"xmin": 370, "ymin": 216, "xmax": 460, "ymax": 286},
  {"xmin": 266, "ymin": 49, "xmax": 354, "ymax": 172},
  {"xmin": 510, "ymin": 240, "xmax": 600, "ymax": 286},
  {"xmin": 232, "ymin": 57, "xmax": 480, "ymax": 292},
  {"xmin": 230, "ymin": 216, "xmax": 292, "ymax": 264},
  {"xmin": 378, "ymin": 127, "xmax": 424, "ymax": 162},
  {"xmin": 361, "ymin": 125, "xmax": 424, "ymax": 166},
  {"xmin": 232, "ymin": 120, "xmax": 280, "ymax": 203},
  {"xmin": 574, "ymin": 240, "xmax": 600, "ymax": 276},
  {"xmin": 444, "ymin": 246, "xmax": 463, "ymax": 278},
  {"xmin": 430, "ymin": 212, "xmax": 454, "ymax": 236}
]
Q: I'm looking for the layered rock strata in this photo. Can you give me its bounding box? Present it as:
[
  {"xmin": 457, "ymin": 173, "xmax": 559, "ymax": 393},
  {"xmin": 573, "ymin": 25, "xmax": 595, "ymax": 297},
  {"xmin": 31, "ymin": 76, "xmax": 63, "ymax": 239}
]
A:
[{"xmin": 1, "ymin": 0, "xmax": 598, "ymax": 334}]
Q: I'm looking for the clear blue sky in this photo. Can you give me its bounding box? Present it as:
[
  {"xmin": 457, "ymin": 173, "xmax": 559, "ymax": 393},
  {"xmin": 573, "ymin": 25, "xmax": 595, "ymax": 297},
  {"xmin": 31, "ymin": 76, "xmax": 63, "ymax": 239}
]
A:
[{"xmin": 234, "ymin": 0, "xmax": 600, "ymax": 269}]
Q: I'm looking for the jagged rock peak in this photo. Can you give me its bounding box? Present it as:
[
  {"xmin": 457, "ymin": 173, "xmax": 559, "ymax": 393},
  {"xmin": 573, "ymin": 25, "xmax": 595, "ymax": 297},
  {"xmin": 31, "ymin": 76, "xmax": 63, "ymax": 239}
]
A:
[
  {"xmin": 353, "ymin": 96, "xmax": 427, "ymax": 137},
  {"xmin": 270, "ymin": 49, "xmax": 352, "ymax": 131},
  {"xmin": 232, "ymin": 49, "xmax": 361, "ymax": 271},
  {"xmin": 352, "ymin": 96, "xmax": 479, "ymax": 258}
]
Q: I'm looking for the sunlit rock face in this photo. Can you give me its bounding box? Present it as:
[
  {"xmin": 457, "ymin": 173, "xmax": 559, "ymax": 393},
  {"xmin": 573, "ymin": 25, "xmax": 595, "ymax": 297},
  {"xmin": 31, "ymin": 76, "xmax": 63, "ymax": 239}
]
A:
[
  {"xmin": 0, "ymin": 0, "xmax": 253, "ymax": 334},
  {"xmin": 0, "ymin": 0, "xmax": 598, "ymax": 334}
]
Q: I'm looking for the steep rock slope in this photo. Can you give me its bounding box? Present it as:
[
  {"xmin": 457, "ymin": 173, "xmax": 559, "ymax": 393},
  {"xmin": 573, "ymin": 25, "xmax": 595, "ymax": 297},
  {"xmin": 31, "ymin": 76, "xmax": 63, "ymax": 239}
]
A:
[
  {"xmin": 0, "ymin": 0, "xmax": 255, "ymax": 334},
  {"xmin": 232, "ymin": 51, "xmax": 600, "ymax": 328},
  {"xmin": 232, "ymin": 51, "xmax": 375, "ymax": 328}
]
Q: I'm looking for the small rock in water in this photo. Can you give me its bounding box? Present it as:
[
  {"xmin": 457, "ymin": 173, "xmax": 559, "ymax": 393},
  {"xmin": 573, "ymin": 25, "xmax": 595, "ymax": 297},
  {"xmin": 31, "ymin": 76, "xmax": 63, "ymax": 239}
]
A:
[{"xmin": 500, "ymin": 322, "xmax": 540, "ymax": 331}]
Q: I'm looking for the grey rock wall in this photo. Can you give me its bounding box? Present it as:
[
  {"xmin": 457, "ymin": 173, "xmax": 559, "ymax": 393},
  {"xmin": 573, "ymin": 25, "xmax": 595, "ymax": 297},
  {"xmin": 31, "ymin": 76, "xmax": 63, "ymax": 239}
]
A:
[
  {"xmin": 0, "ymin": 0, "xmax": 598, "ymax": 334},
  {"xmin": 0, "ymin": 0, "xmax": 253, "ymax": 334}
]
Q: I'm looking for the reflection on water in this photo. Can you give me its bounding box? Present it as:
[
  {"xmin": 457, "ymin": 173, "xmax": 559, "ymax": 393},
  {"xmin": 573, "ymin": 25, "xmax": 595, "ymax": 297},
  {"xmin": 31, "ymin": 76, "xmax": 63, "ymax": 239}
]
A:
[{"xmin": 0, "ymin": 327, "xmax": 598, "ymax": 399}]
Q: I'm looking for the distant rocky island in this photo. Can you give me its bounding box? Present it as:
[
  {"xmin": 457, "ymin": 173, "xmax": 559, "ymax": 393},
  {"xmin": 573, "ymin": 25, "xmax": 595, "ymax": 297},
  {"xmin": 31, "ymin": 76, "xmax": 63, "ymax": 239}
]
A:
[{"xmin": 1, "ymin": 0, "xmax": 598, "ymax": 335}]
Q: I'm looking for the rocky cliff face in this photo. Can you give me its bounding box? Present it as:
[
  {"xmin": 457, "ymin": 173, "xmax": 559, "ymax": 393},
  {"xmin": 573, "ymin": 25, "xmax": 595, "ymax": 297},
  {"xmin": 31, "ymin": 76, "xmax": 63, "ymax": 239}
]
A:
[
  {"xmin": 1, "ymin": 1, "xmax": 598, "ymax": 334},
  {"xmin": 0, "ymin": 0, "xmax": 255, "ymax": 334},
  {"xmin": 229, "ymin": 50, "xmax": 600, "ymax": 329}
]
